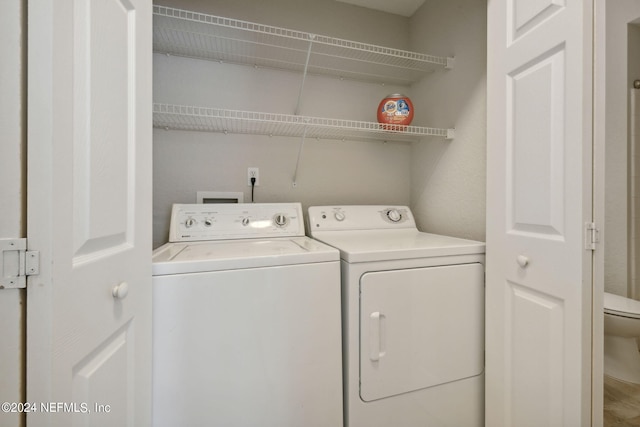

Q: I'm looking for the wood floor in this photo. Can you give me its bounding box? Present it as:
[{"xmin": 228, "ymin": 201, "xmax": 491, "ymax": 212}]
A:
[{"xmin": 605, "ymin": 375, "xmax": 640, "ymax": 426}]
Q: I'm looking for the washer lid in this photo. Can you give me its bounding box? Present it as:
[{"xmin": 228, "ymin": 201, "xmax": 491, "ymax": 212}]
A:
[
  {"xmin": 310, "ymin": 229, "xmax": 485, "ymax": 263},
  {"xmin": 152, "ymin": 237, "xmax": 339, "ymax": 275},
  {"xmin": 604, "ymin": 292, "xmax": 640, "ymax": 318}
]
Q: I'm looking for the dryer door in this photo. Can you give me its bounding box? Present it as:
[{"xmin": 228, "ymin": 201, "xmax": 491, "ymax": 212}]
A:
[{"xmin": 359, "ymin": 263, "xmax": 484, "ymax": 402}]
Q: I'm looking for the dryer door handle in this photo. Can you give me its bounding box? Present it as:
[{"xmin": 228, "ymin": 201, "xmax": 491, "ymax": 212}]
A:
[{"xmin": 369, "ymin": 311, "xmax": 386, "ymax": 362}]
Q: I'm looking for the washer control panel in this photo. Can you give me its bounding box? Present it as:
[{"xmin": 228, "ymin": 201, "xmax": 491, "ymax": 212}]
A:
[
  {"xmin": 308, "ymin": 206, "xmax": 416, "ymax": 231},
  {"xmin": 169, "ymin": 203, "xmax": 304, "ymax": 242}
]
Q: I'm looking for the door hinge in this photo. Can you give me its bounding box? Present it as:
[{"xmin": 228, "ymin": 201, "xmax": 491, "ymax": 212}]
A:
[
  {"xmin": 1, "ymin": 238, "xmax": 40, "ymax": 289},
  {"xmin": 585, "ymin": 222, "xmax": 599, "ymax": 251}
]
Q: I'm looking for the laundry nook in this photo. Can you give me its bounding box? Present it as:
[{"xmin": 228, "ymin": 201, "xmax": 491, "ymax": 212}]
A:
[{"xmin": 3, "ymin": 0, "xmax": 629, "ymax": 426}]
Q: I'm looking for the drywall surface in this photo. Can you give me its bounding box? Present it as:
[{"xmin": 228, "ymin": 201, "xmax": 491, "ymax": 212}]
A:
[
  {"xmin": 153, "ymin": 126, "xmax": 411, "ymax": 247},
  {"xmin": 152, "ymin": 0, "xmax": 413, "ymax": 247},
  {"xmin": 631, "ymin": 26, "xmax": 640, "ymax": 299},
  {"xmin": 409, "ymin": 0, "xmax": 487, "ymax": 242},
  {"xmin": 604, "ymin": 1, "xmax": 640, "ymax": 297},
  {"xmin": 154, "ymin": 0, "xmax": 410, "ymax": 50}
]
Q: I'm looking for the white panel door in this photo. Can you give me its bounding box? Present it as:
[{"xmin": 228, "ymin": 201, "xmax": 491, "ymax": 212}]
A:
[
  {"xmin": 26, "ymin": 0, "xmax": 152, "ymax": 425},
  {"xmin": 486, "ymin": 0, "xmax": 593, "ymax": 425}
]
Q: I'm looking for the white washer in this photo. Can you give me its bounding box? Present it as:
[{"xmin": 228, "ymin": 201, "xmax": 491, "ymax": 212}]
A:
[
  {"xmin": 152, "ymin": 203, "xmax": 343, "ymax": 427},
  {"xmin": 307, "ymin": 205, "xmax": 486, "ymax": 427}
]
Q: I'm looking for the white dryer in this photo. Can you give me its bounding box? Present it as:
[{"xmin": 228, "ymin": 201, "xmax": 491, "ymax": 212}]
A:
[
  {"xmin": 152, "ymin": 203, "xmax": 343, "ymax": 427},
  {"xmin": 308, "ymin": 205, "xmax": 486, "ymax": 427}
]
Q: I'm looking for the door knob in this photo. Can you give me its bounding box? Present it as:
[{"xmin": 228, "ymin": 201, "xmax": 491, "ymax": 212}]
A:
[
  {"xmin": 517, "ymin": 255, "xmax": 529, "ymax": 268},
  {"xmin": 112, "ymin": 281, "xmax": 129, "ymax": 299}
]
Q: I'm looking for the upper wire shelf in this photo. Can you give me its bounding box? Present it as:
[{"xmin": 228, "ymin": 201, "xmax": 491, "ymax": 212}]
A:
[
  {"xmin": 153, "ymin": 103, "xmax": 454, "ymax": 143},
  {"xmin": 153, "ymin": 6, "xmax": 453, "ymax": 85}
]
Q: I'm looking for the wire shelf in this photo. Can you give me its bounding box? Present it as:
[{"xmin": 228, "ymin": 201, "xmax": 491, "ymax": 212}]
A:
[
  {"xmin": 153, "ymin": 6, "xmax": 452, "ymax": 85},
  {"xmin": 153, "ymin": 103, "xmax": 454, "ymax": 143}
]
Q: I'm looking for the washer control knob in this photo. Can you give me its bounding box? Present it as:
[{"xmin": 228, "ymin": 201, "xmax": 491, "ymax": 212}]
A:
[
  {"xmin": 386, "ymin": 209, "xmax": 402, "ymax": 222},
  {"xmin": 242, "ymin": 217, "xmax": 250, "ymax": 226},
  {"xmin": 185, "ymin": 218, "xmax": 196, "ymax": 228},
  {"xmin": 204, "ymin": 218, "xmax": 213, "ymax": 227},
  {"xmin": 274, "ymin": 214, "xmax": 288, "ymax": 227},
  {"xmin": 334, "ymin": 211, "xmax": 346, "ymax": 222}
]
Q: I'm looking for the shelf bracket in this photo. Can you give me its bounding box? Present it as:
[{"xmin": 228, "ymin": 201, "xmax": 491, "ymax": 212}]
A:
[
  {"xmin": 445, "ymin": 57, "xmax": 455, "ymax": 70},
  {"xmin": 446, "ymin": 129, "xmax": 455, "ymax": 140},
  {"xmin": 294, "ymin": 34, "xmax": 316, "ymax": 116}
]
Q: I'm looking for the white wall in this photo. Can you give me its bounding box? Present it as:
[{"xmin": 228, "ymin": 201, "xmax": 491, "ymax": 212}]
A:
[
  {"xmin": 604, "ymin": 1, "xmax": 640, "ymax": 297},
  {"xmin": 409, "ymin": 0, "xmax": 487, "ymax": 241},
  {"xmin": 154, "ymin": 0, "xmax": 411, "ymax": 49},
  {"xmin": 152, "ymin": 0, "xmax": 417, "ymax": 247},
  {"xmin": 152, "ymin": 0, "xmax": 489, "ymax": 247},
  {"xmin": 0, "ymin": 0, "xmax": 26, "ymax": 426},
  {"xmin": 629, "ymin": 24, "xmax": 640, "ymax": 298}
]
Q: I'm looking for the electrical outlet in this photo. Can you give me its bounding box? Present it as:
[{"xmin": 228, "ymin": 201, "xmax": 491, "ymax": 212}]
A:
[{"xmin": 247, "ymin": 167, "xmax": 259, "ymax": 186}]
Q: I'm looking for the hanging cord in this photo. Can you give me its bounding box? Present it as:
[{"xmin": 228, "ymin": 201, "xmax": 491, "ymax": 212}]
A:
[{"xmin": 250, "ymin": 176, "xmax": 256, "ymax": 202}]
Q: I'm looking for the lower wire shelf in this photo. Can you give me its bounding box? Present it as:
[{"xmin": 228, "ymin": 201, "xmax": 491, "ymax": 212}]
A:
[{"xmin": 153, "ymin": 103, "xmax": 454, "ymax": 143}]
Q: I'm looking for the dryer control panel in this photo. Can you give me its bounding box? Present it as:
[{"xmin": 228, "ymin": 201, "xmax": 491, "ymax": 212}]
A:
[
  {"xmin": 169, "ymin": 203, "xmax": 305, "ymax": 242},
  {"xmin": 307, "ymin": 205, "xmax": 416, "ymax": 231}
]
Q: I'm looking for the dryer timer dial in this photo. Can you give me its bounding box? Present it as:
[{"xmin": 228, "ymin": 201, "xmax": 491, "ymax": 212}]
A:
[{"xmin": 386, "ymin": 209, "xmax": 402, "ymax": 222}]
